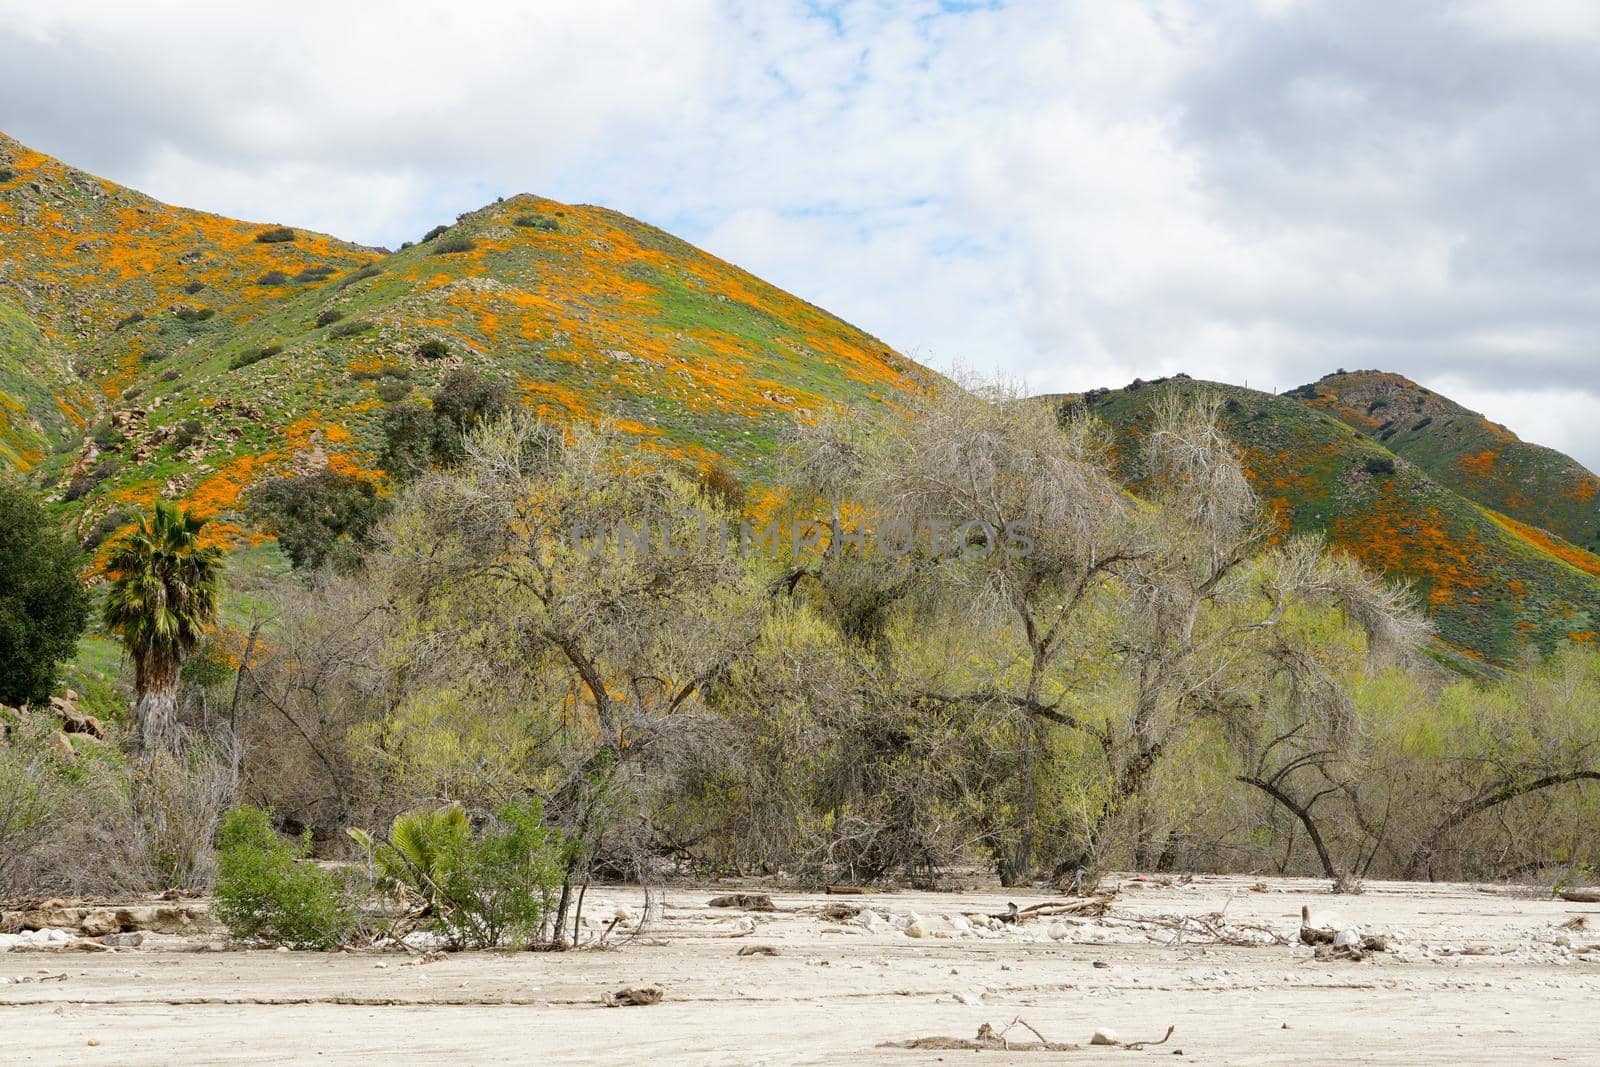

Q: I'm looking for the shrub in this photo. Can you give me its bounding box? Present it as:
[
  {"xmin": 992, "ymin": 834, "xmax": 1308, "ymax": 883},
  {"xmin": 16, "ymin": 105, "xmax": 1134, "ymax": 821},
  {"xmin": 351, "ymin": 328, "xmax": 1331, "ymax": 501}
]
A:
[
  {"xmin": 80, "ymin": 509, "xmax": 134, "ymax": 551},
  {"xmin": 1363, "ymin": 456, "xmax": 1397, "ymax": 477},
  {"xmin": 315, "ymin": 309, "xmax": 346, "ymax": 328},
  {"xmin": 431, "ymin": 236, "xmax": 477, "ymax": 255},
  {"xmin": 114, "ymin": 311, "xmax": 145, "ymax": 331},
  {"xmin": 214, "ymin": 805, "xmax": 357, "ymax": 950},
  {"xmin": 183, "ymin": 281, "xmax": 206, "ymax": 295},
  {"xmin": 254, "ymin": 226, "xmax": 296, "ymax": 244},
  {"xmin": 514, "ymin": 213, "xmax": 559, "ymax": 232},
  {"xmin": 140, "ymin": 347, "xmax": 167, "ymax": 364},
  {"xmin": 327, "ymin": 318, "xmax": 374, "ymax": 339},
  {"xmin": 256, "ymin": 271, "xmax": 290, "ymax": 286},
  {"xmin": 248, "ymin": 469, "xmax": 386, "ymax": 571},
  {"xmin": 349, "ymin": 799, "xmax": 561, "ymax": 949},
  {"xmin": 421, "ymin": 224, "xmax": 450, "ymax": 242},
  {"xmin": 170, "ymin": 418, "xmax": 204, "ymax": 451},
  {"xmin": 0, "ymin": 485, "xmax": 90, "ymax": 707},
  {"xmin": 0, "ymin": 745, "xmax": 67, "ymax": 896},
  {"xmin": 417, "ymin": 338, "xmax": 449, "ymax": 360},
  {"xmin": 375, "ymin": 379, "xmax": 410, "ymax": 403},
  {"xmin": 229, "ymin": 344, "xmax": 282, "ymax": 370},
  {"xmin": 339, "ymin": 265, "xmax": 382, "ymax": 289},
  {"xmin": 431, "ymin": 368, "xmax": 512, "ymax": 465},
  {"xmin": 0, "ymin": 166, "xmax": 15, "ymax": 183},
  {"xmin": 379, "ymin": 399, "xmax": 437, "ymax": 482},
  {"xmin": 295, "ymin": 265, "xmax": 337, "ymax": 283},
  {"xmin": 62, "ymin": 458, "xmax": 116, "ymax": 502},
  {"xmin": 92, "ymin": 422, "xmax": 125, "ymax": 450},
  {"xmin": 161, "ymin": 368, "xmax": 181, "ymax": 383},
  {"xmin": 127, "ymin": 744, "xmax": 237, "ymax": 891}
]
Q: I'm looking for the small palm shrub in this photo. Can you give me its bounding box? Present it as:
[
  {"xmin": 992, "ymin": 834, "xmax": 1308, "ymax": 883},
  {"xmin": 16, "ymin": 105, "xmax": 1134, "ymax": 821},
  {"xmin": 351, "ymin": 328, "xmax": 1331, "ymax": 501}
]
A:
[
  {"xmin": 349, "ymin": 800, "xmax": 562, "ymax": 949},
  {"xmin": 254, "ymin": 226, "xmax": 296, "ymax": 243},
  {"xmin": 214, "ymin": 805, "xmax": 357, "ymax": 949}
]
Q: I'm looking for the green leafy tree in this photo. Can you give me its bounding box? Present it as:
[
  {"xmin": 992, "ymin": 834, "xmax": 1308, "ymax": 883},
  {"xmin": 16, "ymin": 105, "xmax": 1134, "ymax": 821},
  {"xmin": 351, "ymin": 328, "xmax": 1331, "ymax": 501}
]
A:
[
  {"xmin": 103, "ymin": 502, "xmax": 224, "ymax": 754},
  {"xmin": 248, "ymin": 469, "xmax": 385, "ymax": 571},
  {"xmin": 0, "ymin": 484, "xmax": 90, "ymax": 708}
]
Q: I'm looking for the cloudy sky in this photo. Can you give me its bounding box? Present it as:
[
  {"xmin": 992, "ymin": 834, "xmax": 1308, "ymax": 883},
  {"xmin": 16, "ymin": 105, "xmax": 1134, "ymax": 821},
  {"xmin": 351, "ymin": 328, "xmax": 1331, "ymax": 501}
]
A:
[{"xmin": 3, "ymin": 0, "xmax": 1598, "ymax": 468}]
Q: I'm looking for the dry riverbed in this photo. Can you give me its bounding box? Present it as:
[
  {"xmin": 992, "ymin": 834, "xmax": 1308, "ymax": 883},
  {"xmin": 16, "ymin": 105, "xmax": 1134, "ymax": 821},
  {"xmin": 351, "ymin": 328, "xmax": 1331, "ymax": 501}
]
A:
[{"xmin": 3, "ymin": 874, "xmax": 1598, "ymax": 1065}]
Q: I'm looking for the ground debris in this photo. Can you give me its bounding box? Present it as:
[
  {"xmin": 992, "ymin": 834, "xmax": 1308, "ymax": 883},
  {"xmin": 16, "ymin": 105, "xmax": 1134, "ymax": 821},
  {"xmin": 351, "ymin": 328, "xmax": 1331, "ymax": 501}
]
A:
[
  {"xmin": 603, "ymin": 986, "xmax": 664, "ymax": 1007},
  {"xmin": 707, "ymin": 894, "xmax": 775, "ymax": 911},
  {"xmin": 882, "ymin": 1017, "xmax": 1079, "ymax": 1053},
  {"xmin": 737, "ymin": 944, "xmax": 780, "ymax": 957},
  {"xmin": 1556, "ymin": 888, "xmax": 1600, "ymax": 904}
]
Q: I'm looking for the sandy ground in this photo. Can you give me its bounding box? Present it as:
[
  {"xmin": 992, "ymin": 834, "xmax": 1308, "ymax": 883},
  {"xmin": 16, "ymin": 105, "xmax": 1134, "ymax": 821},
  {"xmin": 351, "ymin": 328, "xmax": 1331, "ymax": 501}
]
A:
[{"xmin": 3, "ymin": 874, "xmax": 1598, "ymax": 1065}]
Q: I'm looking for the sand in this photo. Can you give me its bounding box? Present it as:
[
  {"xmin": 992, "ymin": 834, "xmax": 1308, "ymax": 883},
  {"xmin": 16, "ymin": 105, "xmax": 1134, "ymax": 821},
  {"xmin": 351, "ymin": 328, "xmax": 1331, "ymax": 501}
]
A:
[{"xmin": 3, "ymin": 874, "xmax": 1598, "ymax": 1065}]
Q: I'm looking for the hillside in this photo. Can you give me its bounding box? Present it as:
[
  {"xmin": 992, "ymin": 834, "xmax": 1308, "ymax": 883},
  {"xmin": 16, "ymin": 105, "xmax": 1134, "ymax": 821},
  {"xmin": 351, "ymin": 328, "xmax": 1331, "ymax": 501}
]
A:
[
  {"xmin": 0, "ymin": 131, "xmax": 926, "ymax": 546},
  {"xmin": 1292, "ymin": 370, "xmax": 1600, "ymax": 554},
  {"xmin": 1067, "ymin": 376, "xmax": 1600, "ymax": 669}
]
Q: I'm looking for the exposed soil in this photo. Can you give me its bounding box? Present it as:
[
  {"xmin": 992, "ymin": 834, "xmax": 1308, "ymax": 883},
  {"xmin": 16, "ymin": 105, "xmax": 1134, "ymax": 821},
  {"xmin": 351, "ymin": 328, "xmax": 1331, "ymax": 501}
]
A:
[{"xmin": 3, "ymin": 874, "xmax": 1598, "ymax": 1065}]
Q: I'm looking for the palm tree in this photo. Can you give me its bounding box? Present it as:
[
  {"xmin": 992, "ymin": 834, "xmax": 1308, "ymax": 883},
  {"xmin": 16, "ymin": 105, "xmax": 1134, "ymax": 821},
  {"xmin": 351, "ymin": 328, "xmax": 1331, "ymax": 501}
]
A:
[{"xmin": 103, "ymin": 501, "xmax": 224, "ymax": 755}]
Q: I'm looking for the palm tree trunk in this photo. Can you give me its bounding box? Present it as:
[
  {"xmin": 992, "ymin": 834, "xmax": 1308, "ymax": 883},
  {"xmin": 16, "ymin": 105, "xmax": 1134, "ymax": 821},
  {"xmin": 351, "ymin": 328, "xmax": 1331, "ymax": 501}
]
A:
[{"xmin": 134, "ymin": 656, "xmax": 181, "ymax": 756}]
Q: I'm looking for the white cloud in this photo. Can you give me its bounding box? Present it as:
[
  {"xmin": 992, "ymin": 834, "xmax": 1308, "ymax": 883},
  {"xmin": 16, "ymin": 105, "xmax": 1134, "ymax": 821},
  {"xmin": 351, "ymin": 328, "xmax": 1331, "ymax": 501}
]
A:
[{"xmin": 1, "ymin": 0, "xmax": 1597, "ymax": 469}]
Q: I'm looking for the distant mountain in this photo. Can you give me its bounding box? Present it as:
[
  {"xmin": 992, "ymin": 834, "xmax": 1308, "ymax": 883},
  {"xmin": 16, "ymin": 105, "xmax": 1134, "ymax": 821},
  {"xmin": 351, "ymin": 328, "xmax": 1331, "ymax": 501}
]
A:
[
  {"xmin": 0, "ymin": 130, "xmax": 927, "ymax": 546},
  {"xmin": 1066, "ymin": 375, "xmax": 1600, "ymax": 669}
]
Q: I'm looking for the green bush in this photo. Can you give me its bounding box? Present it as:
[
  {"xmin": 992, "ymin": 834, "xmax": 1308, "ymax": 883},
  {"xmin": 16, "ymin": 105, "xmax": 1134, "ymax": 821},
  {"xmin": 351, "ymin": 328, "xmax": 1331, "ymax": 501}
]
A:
[
  {"xmin": 327, "ymin": 318, "xmax": 374, "ymax": 339},
  {"xmin": 62, "ymin": 459, "xmax": 116, "ymax": 503},
  {"xmin": 1363, "ymin": 455, "xmax": 1397, "ymax": 477},
  {"xmin": 375, "ymin": 379, "xmax": 410, "ymax": 403},
  {"xmin": 514, "ymin": 214, "xmax": 559, "ymax": 232},
  {"xmin": 349, "ymin": 800, "xmax": 561, "ymax": 949},
  {"xmin": 114, "ymin": 311, "xmax": 145, "ymax": 331},
  {"xmin": 380, "ymin": 399, "xmax": 437, "ymax": 482},
  {"xmin": 417, "ymin": 339, "xmax": 449, "ymax": 360},
  {"xmin": 173, "ymin": 306, "xmax": 215, "ymax": 324},
  {"xmin": 315, "ymin": 309, "xmax": 346, "ymax": 328},
  {"xmin": 431, "ymin": 236, "xmax": 477, "ymax": 256},
  {"xmin": 431, "ymin": 368, "xmax": 512, "ymax": 465},
  {"xmin": 421, "ymin": 224, "xmax": 450, "ymax": 242},
  {"xmin": 254, "ymin": 226, "xmax": 296, "ymax": 244},
  {"xmin": 80, "ymin": 509, "xmax": 134, "ymax": 551},
  {"xmin": 339, "ymin": 265, "xmax": 382, "ymax": 289},
  {"xmin": 295, "ymin": 265, "xmax": 337, "ymax": 283},
  {"xmin": 170, "ymin": 418, "xmax": 204, "ymax": 451},
  {"xmin": 248, "ymin": 469, "xmax": 386, "ymax": 571},
  {"xmin": 256, "ymin": 271, "xmax": 290, "ymax": 286},
  {"xmin": 0, "ymin": 485, "xmax": 90, "ymax": 707},
  {"xmin": 229, "ymin": 344, "xmax": 283, "ymax": 370},
  {"xmin": 0, "ymin": 167, "xmax": 15, "ymax": 183},
  {"xmin": 214, "ymin": 806, "xmax": 357, "ymax": 950},
  {"xmin": 183, "ymin": 281, "xmax": 206, "ymax": 295},
  {"xmin": 92, "ymin": 422, "xmax": 125, "ymax": 450}
]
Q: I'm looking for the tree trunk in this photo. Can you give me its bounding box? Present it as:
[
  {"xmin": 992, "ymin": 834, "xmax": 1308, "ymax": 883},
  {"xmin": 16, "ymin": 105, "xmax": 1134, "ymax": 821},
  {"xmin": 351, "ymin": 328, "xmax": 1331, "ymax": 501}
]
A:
[
  {"xmin": 133, "ymin": 656, "xmax": 181, "ymax": 757},
  {"xmin": 1237, "ymin": 775, "xmax": 1340, "ymax": 881}
]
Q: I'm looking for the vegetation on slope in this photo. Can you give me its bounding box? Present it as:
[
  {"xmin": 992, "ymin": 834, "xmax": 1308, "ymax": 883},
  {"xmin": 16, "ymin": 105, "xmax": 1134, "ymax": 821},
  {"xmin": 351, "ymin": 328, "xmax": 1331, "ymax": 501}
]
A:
[
  {"xmin": 0, "ymin": 132, "xmax": 925, "ymax": 555},
  {"xmin": 1068, "ymin": 376, "xmax": 1600, "ymax": 668},
  {"xmin": 1293, "ymin": 369, "xmax": 1600, "ymax": 554}
]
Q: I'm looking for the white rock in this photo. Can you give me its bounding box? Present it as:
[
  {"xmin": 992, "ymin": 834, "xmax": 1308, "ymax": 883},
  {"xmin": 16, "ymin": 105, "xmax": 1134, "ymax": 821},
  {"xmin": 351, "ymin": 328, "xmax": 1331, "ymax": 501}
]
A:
[
  {"xmin": 1090, "ymin": 1027, "xmax": 1119, "ymax": 1046},
  {"xmin": 1333, "ymin": 929, "xmax": 1361, "ymax": 948},
  {"xmin": 955, "ymin": 991, "xmax": 983, "ymax": 1006},
  {"xmin": 905, "ymin": 921, "xmax": 927, "ymax": 939},
  {"xmin": 1047, "ymin": 923, "xmax": 1070, "ymax": 941}
]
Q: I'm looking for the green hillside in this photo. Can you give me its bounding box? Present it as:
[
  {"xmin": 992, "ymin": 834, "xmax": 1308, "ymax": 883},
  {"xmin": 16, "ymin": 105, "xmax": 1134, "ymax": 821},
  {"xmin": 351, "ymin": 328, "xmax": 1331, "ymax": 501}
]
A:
[
  {"xmin": 1293, "ymin": 369, "xmax": 1600, "ymax": 554},
  {"xmin": 1067, "ymin": 376, "xmax": 1600, "ymax": 669},
  {"xmin": 0, "ymin": 131, "xmax": 927, "ymax": 551}
]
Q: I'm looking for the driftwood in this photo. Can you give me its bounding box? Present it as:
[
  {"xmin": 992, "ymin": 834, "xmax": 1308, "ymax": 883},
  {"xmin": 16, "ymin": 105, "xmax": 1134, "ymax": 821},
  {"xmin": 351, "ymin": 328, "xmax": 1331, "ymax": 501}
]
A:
[
  {"xmin": 707, "ymin": 894, "xmax": 775, "ymax": 911},
  {"xmin": 1556, "ymin": 888, "xmax": 1600, "ymax": 904},
  {"xmin": 990, "ymin": 896, "xmax": 1115, "ymax": 924},
  {"xmin": 883, "ymin": 1017, "xmax": 1079, "ymax": 1053},
  {"xmin": 603, "ymin": 986, "xmax": 663, "ymax": 1007}
]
